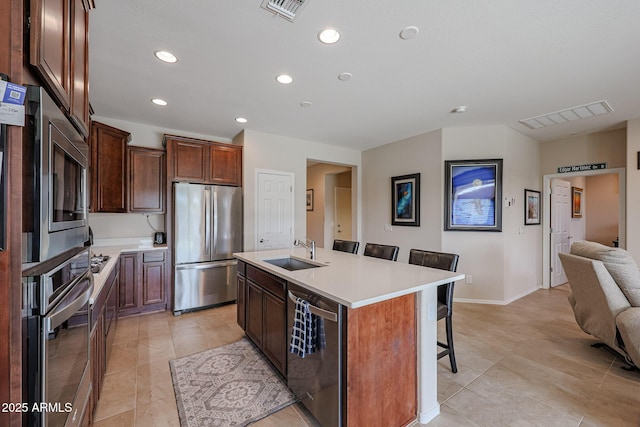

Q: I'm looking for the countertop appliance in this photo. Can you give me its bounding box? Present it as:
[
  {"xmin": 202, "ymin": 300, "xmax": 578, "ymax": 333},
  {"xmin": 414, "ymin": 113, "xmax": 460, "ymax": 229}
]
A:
[
  {"xmin": 173, "ymin": 182, "xmax": 242, "ymax": 314},
  {"xmin": 22, "ymin": 247, "xmax": 94, "ymax": 427},
  {"xmin": 22, "ymin": 85, "xmax": 89, "ymax": 263},
  {"xmin": 287, "ymin": 283, "xmax": 345, "ymax": 427}
]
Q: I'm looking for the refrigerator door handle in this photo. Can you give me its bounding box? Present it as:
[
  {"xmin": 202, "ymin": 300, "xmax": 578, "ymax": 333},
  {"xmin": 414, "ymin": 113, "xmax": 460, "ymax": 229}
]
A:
[
  {"xmin": 175, "ymin": 260, "xmax": 237, "ymax": 270},
  {"xmin": 204, "ymin": 187, "xmax": 211, "ymax": 257},
  {"xmin": 213, "ymin": 189, "xmax": 218, "ymax": 256}
]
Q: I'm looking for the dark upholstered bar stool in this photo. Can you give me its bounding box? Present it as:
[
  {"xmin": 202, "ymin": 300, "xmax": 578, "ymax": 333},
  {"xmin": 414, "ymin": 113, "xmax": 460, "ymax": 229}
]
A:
[
  {"xmin": 332, "ymin": 239, "xmax": 360, "ymax": 254},
  {"xmin": 363, "ymin": 243, "xmax": 399, "ymax": 261},
  {"xmin": 409, "ymin": 248, "xmax": 460, "ymax": 373}
]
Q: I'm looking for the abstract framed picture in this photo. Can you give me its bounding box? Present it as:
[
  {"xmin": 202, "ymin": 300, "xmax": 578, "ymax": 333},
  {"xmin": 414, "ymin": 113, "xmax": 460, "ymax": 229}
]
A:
[
  {"xmin": 306, "ymin": 189, "xmax": 314, "ymax": 211},
  {"xmin": 571, "ymin": 186, "xmax": 583, "ymax": 218},
  {"xmin": 391, "ymin": 173, "xmax": 420, "ymax": 226},
  {"xmin": 444, "ymin": 159, "xmax": 503, "ymax": 231},
  {"xmin": 524, "ymin": 189, "xmax": 541, "ymax": 225}
]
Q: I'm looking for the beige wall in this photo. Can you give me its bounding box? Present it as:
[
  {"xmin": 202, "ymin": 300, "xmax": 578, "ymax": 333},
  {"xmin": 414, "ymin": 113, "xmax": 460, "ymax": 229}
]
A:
[
  {"xmin": 362, "ymin": 125, "xmax": 541, "ymax": 303},
  {"xmin": 362, "ymin": 129, "xmax": 443, "ymax": 262},
  {"xmin": 627, "ymin": 119, "xmax": 640, "ymax": 261},
  {"xmin": 239, "ymin": 129, "xmax": 361, "ymax": 252},
  {"xmin": 585, "ymin": 173, "xmax": 619, "ymax": 246},
  {"xmin": 540, "ymin": 128, "xmax": 626, "ymax": 175}
]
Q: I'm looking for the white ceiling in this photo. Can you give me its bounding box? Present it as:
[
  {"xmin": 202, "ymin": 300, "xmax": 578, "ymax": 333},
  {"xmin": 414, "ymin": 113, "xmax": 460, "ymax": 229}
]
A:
[{"xmin": 89, "ymin": 0, "xmax": 640, "ymax": 151}]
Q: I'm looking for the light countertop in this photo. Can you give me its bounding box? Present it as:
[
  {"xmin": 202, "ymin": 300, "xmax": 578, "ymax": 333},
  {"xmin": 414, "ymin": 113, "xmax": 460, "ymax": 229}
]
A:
[
  {"xmin": 89, "ymin": 244, "xmax": 167, "ymax": 304},
  {"xmin": 234, "ymin": 248, "xmax": 465, "ymax": 308}
]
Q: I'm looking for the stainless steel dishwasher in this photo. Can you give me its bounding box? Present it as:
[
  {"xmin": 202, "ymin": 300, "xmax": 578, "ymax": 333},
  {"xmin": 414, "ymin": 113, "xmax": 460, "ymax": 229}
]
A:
[{"xmin": 287, "ymin": 283, "xmax": 345, "ymax": 427}]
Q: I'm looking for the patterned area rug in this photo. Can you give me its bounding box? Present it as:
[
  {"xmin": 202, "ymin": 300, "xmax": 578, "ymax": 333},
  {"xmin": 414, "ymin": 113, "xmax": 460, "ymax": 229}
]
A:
[{"xmin": 170, "ymin": 338, "xmax": 297, "ymax": 427}]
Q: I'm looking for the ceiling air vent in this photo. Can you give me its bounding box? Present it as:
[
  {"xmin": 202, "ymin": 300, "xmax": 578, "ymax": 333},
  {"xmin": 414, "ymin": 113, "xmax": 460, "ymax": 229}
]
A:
[
  {"xmin": 261, "ymin": 0, "xmax": 308, "ymax": 22},
  {"xmin": 519, "ymin": 100, "xmax": 613, "ymax": 129}
]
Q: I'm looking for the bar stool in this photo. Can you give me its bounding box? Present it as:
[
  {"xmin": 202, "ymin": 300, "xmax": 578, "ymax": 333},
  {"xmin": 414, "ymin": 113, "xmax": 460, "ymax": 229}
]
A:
[
  {"xmin": 332, "ymin": 239, "xmax": 360, "ymax": 254},
  {"xmin": 408, "ymin": 248, "xmax": 460, "ymax": 373},
  {"xmin": 363, "ymin": 243, "xmax": 399, "ymax": 261}
]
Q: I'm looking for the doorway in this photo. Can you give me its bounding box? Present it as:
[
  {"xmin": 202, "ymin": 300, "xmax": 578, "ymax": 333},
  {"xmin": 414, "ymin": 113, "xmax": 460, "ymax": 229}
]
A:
[
  {"xmin": 542, "ymin": 168, "xmax": 626, "ymax": 288},
  {"xmin": 306, "ymin": 161, "xmax": 357, "ymax": 249}
]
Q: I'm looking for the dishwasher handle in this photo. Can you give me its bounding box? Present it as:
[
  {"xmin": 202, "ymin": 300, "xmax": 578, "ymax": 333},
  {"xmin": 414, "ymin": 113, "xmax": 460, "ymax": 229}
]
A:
[{"xmin": 288, "ymin": 291, "xmax": 338, "ymax": 323}]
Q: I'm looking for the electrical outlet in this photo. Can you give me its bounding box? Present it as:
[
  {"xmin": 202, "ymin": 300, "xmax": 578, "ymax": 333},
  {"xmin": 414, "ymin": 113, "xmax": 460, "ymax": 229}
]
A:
[{"xmin": 465, "ymin": 274, "xmax": 473, "ymax": 284}]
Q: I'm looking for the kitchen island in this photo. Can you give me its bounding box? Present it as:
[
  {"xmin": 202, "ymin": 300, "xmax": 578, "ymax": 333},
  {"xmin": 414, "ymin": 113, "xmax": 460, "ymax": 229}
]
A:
[{"xmin": 234, "ymin": 247, "xmax": 465, "ymax": 426}]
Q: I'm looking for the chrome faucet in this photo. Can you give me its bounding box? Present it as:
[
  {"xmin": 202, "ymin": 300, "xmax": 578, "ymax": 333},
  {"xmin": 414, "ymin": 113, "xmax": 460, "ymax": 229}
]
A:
[{"xmin": 294, "ymin": 238, "xmax": 316, "ymax": 260}]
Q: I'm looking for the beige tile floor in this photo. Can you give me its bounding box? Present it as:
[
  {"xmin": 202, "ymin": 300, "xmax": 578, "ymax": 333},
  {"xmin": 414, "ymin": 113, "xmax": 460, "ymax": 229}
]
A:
[{"xmin": 93, "ymin": 285, "xmax": 640, "ymax": 427}]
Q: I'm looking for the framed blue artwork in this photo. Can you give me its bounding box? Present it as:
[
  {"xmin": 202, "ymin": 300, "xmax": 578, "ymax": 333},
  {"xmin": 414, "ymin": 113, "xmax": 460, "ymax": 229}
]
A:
[
  {"xmin": 445, "ymin": 159, "xmax": 503, "ymax": 231},
  {"xmin": 391, "ymin": 173, "xmax": 420, "ymax": 226}
]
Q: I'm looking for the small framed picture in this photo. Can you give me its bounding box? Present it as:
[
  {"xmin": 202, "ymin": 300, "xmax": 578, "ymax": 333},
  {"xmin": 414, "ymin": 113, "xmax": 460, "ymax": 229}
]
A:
[
  {"xmin": 391, "ymin": 173, "xmax": 420, "ymax": 226},
  {"xmin": 571, "ymin": 186, "xmax": 583, "ymax": 218},
  {"xmin": 524, "ymin": 189, "xmax": 541, "ymax": 225},
  {"xmin": 306, "ymin": 189, "xmax": 314, "ymax": 211}
]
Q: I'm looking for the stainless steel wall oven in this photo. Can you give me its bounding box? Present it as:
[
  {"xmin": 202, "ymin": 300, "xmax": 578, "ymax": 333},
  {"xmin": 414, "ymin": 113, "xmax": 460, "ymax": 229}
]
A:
[
  {"xmin": 22, "ymin": 247, "xmax": 94, "ymax": 427},
  {"xmin": 22, "ymin": 86, "xmax": 89, "ymax": 263}
]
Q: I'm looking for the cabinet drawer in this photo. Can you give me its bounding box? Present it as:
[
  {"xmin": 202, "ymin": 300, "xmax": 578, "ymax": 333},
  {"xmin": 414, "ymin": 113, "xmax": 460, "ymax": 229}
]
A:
[
  {"xmin": 237, "ymin": 260, "xmax": 246, "ymax": 276},
  {"xmin": 143, "ymin": 251, "xmax": 165, "ymax": 263},
  {"xmin": 247, "ymin": 264, "xmax": 286, "ymax": 299}
]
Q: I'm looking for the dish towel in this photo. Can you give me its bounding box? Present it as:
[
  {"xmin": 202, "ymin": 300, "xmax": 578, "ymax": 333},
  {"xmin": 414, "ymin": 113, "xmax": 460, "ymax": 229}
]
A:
[{"xmin": 289, "ymin": 298, "xmax": 316, "ymax": 358}]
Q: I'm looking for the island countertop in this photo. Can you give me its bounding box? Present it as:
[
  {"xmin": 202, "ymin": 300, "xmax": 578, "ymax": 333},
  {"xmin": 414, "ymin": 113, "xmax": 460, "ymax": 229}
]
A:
[{"xmin": 234, "ymin": 247, "xmax": 465, "ymax": 308}]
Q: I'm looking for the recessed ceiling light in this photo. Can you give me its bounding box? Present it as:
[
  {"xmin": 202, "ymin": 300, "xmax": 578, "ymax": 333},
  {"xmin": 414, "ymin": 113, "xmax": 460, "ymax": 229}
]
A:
[
  {"xmin": 451, "ymin": 105, "xmax": 467, "ymax": 113},
  {"xmin": 154, "ymin": 50, "xmax": 177, "ymax": 63},
  {"xmin": 338, "ymin": 72, "xmax": 352, "ymax": 81},
  {"xmin": 276, "ymin": 74, "xmax": 293, "ymax": 84},
  {"xmin": 318, "ymin": 28, "xmax": 341, "ymax": 44},
  {"xmin": 151, "ymin": 98, "xmax": 168, "ymax": 106},
  {"xmin": 399, "ymin": 26, "xmax": 420, "ymax": 40},
  {"xmin": 235, "ymin": 117, "xmax": 248, "ymax": 123},
  {"xmin": 300, "ymin": 101, "xmax": 312, "ymax": 108}
]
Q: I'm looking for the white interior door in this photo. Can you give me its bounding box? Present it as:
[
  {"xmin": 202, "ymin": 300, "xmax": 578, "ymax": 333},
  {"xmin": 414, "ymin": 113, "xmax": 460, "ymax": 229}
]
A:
[
  {"xmin": 551, "ymin": 179, "xmax": 571, "ymax": 286},
  {"xmin": 257, "ymin": 171, "xmax": 294, "ymax": 250},
  {"xmin": 334, "ymin": 187, "xmax": 352, "ymax": 240}
]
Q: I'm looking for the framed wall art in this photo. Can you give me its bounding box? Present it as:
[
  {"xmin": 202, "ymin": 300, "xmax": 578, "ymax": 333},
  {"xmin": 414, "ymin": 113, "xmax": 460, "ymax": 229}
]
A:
[
  {"xmin": 306, "ymin": 189, "xmax": 314, "ymax": 211},
  {"xmin": 571, "ymin": 186, "xmax": 583, "ymax": 218},
  {"xmin": 391, "ymin": 173, "xmax": 420, "ymax": 226},
  {"xmin": 444, "ymin": 159, "xmax": 503, "ymax": 231},
  {"xmin": 524, "ymin": 189, "xmax": 541, "ymax": 225}
]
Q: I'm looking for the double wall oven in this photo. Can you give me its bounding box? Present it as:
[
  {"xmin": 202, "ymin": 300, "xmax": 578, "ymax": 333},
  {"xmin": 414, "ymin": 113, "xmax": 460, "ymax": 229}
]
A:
[{"xmin": 22, "ymin": 86, "xmax": 92, "ymax": 426}]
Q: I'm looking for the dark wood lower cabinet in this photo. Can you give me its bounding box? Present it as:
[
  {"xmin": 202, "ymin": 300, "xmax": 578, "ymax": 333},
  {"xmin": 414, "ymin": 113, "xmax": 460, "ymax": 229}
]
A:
[
  {"xmin": 118, "ymin": 250, "xmax": 168, "ymax": 317},
  {"xmin": 239, "ymin": 265, "xmax": 287, "ymax": 376},
  {"xmin": 90, "ymin": 258, "xmax": 119, "ymax": 417}
]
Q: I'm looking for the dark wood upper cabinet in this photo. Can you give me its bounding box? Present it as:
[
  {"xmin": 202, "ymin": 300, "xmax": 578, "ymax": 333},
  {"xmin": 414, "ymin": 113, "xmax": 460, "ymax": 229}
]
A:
[
  {"xmin": 30, "ymin": 0, "xmax": 93, "ymax": 137},
  {"xmin": 129, "ymin": 147, "xmax": 165, "ymax": 213},
  {"xmin": 165, "ymin": 135, "xmax": 242, "ymax": 186},
  {"xmin": 91, "ymin": 121, "xmax": 130, "ymax": 213},
  {"xmin": 91, "ymin": 122, "xmax": 165, "ymax": 213},
  {"xmin": 30, "ymin": 0, "xmax": 70, "ymax": 109},
  {"xmin": 69, "ymin": 0, "xmax": 90, "ymax": 137},
  {"xmin": 210, "ymin": 144, "xmax": 242, "ymax": 186}
]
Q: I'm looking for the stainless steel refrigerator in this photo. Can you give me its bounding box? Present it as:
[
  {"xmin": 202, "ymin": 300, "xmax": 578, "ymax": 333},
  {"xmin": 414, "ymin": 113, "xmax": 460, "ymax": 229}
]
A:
[{"xmin": 173, "ymin": 182, "xmax": 242, "ymax": 313}]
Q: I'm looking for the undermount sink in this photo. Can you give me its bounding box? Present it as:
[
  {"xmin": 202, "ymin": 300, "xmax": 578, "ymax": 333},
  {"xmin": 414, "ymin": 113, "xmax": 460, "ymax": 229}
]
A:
[{"xmin": 264, "ymin": 257, "xmax": 324, "ymax": 271}]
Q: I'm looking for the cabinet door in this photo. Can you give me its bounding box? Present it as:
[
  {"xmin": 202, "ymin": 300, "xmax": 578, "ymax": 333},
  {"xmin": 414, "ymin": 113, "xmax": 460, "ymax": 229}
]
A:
[
  {"xmin": 69, "ymin": 0, "xmax": 90, "ymax": 137},
  {"xmin": 30, "ymin": 0, "xmax": 71, "ymax": 109},
  {"xmin": 262, "ymin": 293, "xmax": 286, "ymax": 375},
  {"xmin": 210, "ymin": 145, "xmax": 242, "ymax": 185},
  {"xmin": 91, "ymin": 122, "xmax": 130, "ymax": 212},
  {"xmin": 172, "ymin": 140, "xmax": 208, "ymax": 182},
  {"xmin": 142, "ymin": 261, "xmax": 165, "ymax": 306},
  {"xmin": 245, "ymin": 281, "xmax": 263, "ymax": 348},
  {"xmin": 118, "ymin": 253, "xmax": 138, "ymax": 311},
  {"xmin": 236, "ymin": 275, "xmax": 246, "ymax": 330},
  {"xmin": 129, "ymin": 147, "xmax": 165, "ymax": 213}
]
